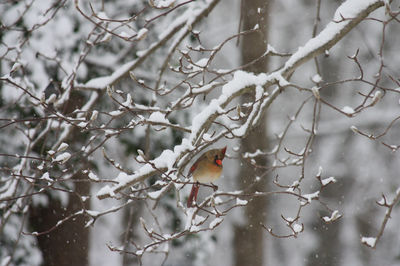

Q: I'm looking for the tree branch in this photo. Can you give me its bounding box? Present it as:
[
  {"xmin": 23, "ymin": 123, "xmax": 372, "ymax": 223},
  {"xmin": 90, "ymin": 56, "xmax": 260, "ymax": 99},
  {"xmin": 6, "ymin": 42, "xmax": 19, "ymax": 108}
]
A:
[{"xmin": 97, "ymin": 0, "xmax": 386, "ymax": 200}]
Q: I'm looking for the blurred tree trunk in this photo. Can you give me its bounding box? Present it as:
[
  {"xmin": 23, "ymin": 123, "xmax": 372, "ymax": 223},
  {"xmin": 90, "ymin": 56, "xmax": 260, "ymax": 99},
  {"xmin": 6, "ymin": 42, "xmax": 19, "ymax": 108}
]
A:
[
  {"xmin": 29, "ymin": 91, "xmax": 90, "ymax": 266},
  {"xmin": 29, "ymin": 172, "xmax": 90, "ymax": 266},
  {"xmin": 122, "ymin": 125, "xmax": 149, "ymax": 265},
  {"xmin": 306, "ymin": 178, "xmax": 346, "ymax": 266},
  {"xmin": 122, "ymin": 204, "xmax": 141, "ymax": 266},
  {"xmin": 233, "ymin": 1, "xmax": 269, "ymax": 266}
]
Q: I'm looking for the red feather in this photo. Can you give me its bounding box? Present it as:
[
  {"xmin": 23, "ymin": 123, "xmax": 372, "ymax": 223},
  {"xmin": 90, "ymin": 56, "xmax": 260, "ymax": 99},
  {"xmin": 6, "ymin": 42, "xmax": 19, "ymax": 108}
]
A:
[
  {"xmin": 189, "ymin": 162, "xmax": 198, "ymax": 174},
  {"xmin": 221, "ymin": 147, "xmax": 227, "ymax": 157},
  {"xmin": 187, "ymin": 146, "xmax": 227, "ymax": 207},
  {"xmin": 187, "ymin": 183, "xmax": 200, "ymax": 207}
]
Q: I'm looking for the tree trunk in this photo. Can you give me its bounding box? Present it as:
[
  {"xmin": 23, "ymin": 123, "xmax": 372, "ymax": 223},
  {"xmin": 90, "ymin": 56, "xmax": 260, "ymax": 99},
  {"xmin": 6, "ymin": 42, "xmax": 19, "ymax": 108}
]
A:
[
  {"xmin": 29, "ymin": 91, "xmax": 90, "ymax": 266},
  {"xmin": 29, "ymin": 172, "xmax": 90, "ymax": 266},
  {"xmin": 233, "ymin": 1, "xmax": 269, "ymax": 266}
]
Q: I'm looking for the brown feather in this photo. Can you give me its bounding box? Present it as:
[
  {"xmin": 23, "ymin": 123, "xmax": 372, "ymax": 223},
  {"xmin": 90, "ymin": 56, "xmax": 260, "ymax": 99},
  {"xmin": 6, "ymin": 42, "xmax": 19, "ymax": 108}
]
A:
[
  {"xmin": 187, "ymin": 147, "xmax": 227, "ymax": 207},
  {"xmin": 187, "ymin": 183, "xmax": 200, "ymax": 207}
]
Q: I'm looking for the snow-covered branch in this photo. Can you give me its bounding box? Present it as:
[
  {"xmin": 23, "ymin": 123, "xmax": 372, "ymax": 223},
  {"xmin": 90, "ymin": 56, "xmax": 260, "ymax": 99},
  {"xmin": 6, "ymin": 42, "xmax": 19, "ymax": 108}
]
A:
[
  {"xmin": 97, "ymin": 0, "xmax": 386, "ymax": 200},
  {"xmin": 74, "ymin": 0, "xmax": 220, "ymax": 91},
  {"xmin": 1, "ymin": 0, "xmax": 399, "ymax": 264}
]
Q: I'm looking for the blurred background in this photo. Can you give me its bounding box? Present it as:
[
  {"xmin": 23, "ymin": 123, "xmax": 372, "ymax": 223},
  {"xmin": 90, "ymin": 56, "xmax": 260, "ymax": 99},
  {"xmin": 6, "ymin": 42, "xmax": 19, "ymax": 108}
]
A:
[{"xmin": 1, "ymin": 0, "xmax": 400, "ymax": 265}]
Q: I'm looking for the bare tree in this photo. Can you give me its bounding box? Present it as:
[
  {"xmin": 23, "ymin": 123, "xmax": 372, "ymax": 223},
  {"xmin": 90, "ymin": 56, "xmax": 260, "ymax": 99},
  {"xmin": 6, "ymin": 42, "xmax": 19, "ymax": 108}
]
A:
[
  {"xmin": 233, "ymin": 1, "xmax": 269, "ymax": 266},
  {"xmin": 1, "ymin": 0, "xmax": 399, "ymax": 265}
]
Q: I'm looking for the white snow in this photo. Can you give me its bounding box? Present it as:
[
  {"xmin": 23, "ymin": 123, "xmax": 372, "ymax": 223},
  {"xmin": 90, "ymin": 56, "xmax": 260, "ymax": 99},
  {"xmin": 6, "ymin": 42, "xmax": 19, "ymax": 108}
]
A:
[
  {"xmin": 236, "ymin": 198, "xmax": 248, "ymax": 205},
  {"xmin": 311, "ymin": 86, "xmax": 320, "ymax": 99},
  {"xmin": 90, "ymin": 110, "xmax": 99, "ymax": 121},
  {"xmin": 293, "ymin": 223, "xmax": 303, "ymax": 233},
  {"xmin": 53, "ymin": 152, "xmax": 71, "ymax": 164},
  {"xmin": 312, "ymin": 74, "xmax": 322, "ymax": 83},
  {"xmin": 193, "ymin": 214, "xmax": 206, "ymax": 226},
  {"xmin": 1, "ymin": 256, "xmax": 11, "ymax": 265},
  {"xmin": 97, "ymin": 185, "xmax": 113, "ymax": 197},
  {"xmin": 115, "ymin": 172, "xmax": 130, "ymax": 184},
  {"xmin": 136, "ymin": 250, "xmax": 144, "ymax": 256},
  {"xmin": 88, "ymin": 172, "xmax": 99, "ymax": 181},
  {"xmin": 361, "ymin": 236, "xmax": 376, "ymax": 247},
  {"xmin": 109, "ymin": 110, "xmax": 123, "ymax": 116},
  {"xmin": 243, "ymin": 149, "xmax": 264, "ymax": 158},
  {"xmin": 321, "ymin": 176, "xmax": 337, "ymax": 186},
  {"xmin": 209, "ymin": 217, "xmax": 223, "ymax": 229},
  {"xmin": 350, "ymin": 125, "xmax": 359, "ymax": 133},
  {"xmin": 266, "ymin": 44, "xmax": 277, "ymax": 54},
  {"xmin": 377, "ymin": 197, "xmax": 386, "ymax": 206},
  {"xmin": 151, "ymin": 0, "xmax": 176, "ymax": 8},
  {"xmin": 148, "ymin": 189, "xmax": 164, "ymax": 199},
  {"xmin": 189, "ymin": 225, "xmax": 200, "ymax": 232},
  {"xmin": 136, "ymin": 28, "xmax": 148, "ymax": 40},
  {"xmin": 122, "ymin": 94, "xmax": 132, "ymax": 106},
  {"xmin": 195, "ymin": 58, "xmax": 208, "ymax": 68},
  {"xmin": 86, "ymin": 210, "xmax": 100, "ymax": 217},
  {"xmin": 290, "ymin": 180, "xmax": 299, "ymax": 188},
  {"xmin": 37, "ymin": 163, "xmax": 44, "ymax": 170},
  {"xmin": 283, "ymin": 0, "xmax": 380, "ymax": 73},
  {"xmin": 148, "ymin": 184, "xmax": 172, "ymax": 200},
  {"xmin": 120, "ymin": 31, "xmax": 130, "ymax": 38},
  {"xmin": 100, "ymin": 33, "xmax": 112, "ymax": 43},
  {"xmin": 371, "ymin": 90, "xmax": 382, "ymax": 104},
  {"xmin": 77, "ymin": 121, "xmax": 88, "ymax": 128},
  {"xmin": 342, "ymin": 106, "xmax": 355, "ymax": 115},
  {"xmin": 316, "ymin": 166, "xmax": 323, "ymax": 177},
  {"xmin": 189, "ymin": 98, "xmax": 226, "ymax": 141},
  {"xmin": 157, "ymin": 149, "xmax": 177, "ymax": 170},
  {"xmin": 57, "ymin": 142, "xmax": 69, "ymax": 152},
  {"xmin": 322, "ymin": 210, "xmax": 342, "ymax": 222},
  {"xmin": 302, "ymin": 191, "xmax": 320, "ymax": 204},
  {"xmin": 96, "ymin": 0, "xmax": 386, "ymax": 201},
  {"xmin": 40, "ymin": 172, "xmax": 52, "ymax": 181},
  {"xmin": 269, "ymin": 72, "xmax": 290, "ymax": 87},
  {"xmin": 285, "ymin": 217, "xmax": 294, "ymax": 223},
  {"xmin": 84, "ymin": 60, "xmax": 138, "ymax": 89},
  {"xmin": 97, "ymin": 148, "xmax": 180, "ymax": 198},
  {"xmin": 46, "ymin": 93, "xmax": 57, "ymax": 104},
  {"xmin": 97, "ymin": 11, "xmax": 109, "ymax": 20},
  {"xmin": 148, "ymin": 111, "xmax": 170, "ymax": 124},
  {"xmin": 213, "ymin": 196, "xmax": 223, "ymax": 205},
  {"xmin": 333, "ymin": 0, "xmax": 379, "ymax": 21},
  {"xmin": 185, "ymin": 208, "xmax": 196, "ymax": 229},
  {"xmin": 221, "ymin": 70, "xmax": 268, "ymax": 98},
  {"xmin": 11, "ymin": 61, "xmax": 23, "ymax": 72}
]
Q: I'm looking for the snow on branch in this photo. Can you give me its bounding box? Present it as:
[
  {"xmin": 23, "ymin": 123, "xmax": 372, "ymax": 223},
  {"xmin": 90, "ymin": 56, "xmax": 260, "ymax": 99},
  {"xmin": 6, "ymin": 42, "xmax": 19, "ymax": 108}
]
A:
[
  {"xmin": 362, "ymin": 188, "xmax": 400, "ymax": 248},
  {"xmin": 97, "ymin": 0, "xmax": 386, "ymax": 200},
  {"xmin": 3, "ymin": 0, "xmax": 400, "ymax": 263},
  {"xmin": 75, "ymin": 0, "xmax": 220, "ymax": 91},
  {"xmin": 280, "ymin": 0, "xmax": 385, "ymax": 77}
]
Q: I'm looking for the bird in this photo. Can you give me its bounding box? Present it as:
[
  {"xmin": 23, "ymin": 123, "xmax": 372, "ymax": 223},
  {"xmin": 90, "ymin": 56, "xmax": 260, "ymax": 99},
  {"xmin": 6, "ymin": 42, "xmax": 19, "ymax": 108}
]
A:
[{"xmin": 187, "ymin": 146, "xmax": 227, "ymax": 208}]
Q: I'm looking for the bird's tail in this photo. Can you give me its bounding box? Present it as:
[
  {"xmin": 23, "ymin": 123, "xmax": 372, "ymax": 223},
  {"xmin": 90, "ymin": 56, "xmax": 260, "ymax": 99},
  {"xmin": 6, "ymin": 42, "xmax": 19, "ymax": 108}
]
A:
[{"xmin": 187, "ymin": 183, "xmax": 200, "ymax": 208}]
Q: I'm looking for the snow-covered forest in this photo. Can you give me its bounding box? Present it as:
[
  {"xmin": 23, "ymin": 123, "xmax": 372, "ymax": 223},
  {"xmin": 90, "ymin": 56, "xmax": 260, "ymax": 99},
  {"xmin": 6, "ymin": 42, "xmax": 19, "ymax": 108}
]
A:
[{"xmin": 1, "ymin": 0, "xmax": 400, "ymax": 265}]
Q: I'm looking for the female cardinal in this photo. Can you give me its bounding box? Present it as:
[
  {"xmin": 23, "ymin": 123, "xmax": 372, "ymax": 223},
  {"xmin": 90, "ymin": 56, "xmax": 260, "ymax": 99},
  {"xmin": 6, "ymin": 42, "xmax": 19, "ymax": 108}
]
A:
[{"xmin": 187, "ymin": 146, "xmax": 227, "ymax": 208}]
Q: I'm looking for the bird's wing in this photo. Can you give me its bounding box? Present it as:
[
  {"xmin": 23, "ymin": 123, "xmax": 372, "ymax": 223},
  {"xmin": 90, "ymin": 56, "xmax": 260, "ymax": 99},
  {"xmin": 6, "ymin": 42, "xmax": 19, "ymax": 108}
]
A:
[
  {"xmin": 189, "ymin": 162, "xmax": 198, "ymax": 174},
  {"xmin": 189, "ymin": 153, "xmax": 206, "ymax": 175}
]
